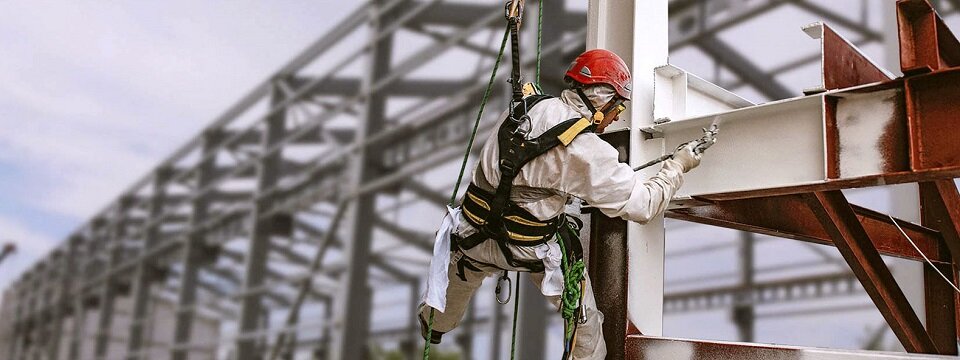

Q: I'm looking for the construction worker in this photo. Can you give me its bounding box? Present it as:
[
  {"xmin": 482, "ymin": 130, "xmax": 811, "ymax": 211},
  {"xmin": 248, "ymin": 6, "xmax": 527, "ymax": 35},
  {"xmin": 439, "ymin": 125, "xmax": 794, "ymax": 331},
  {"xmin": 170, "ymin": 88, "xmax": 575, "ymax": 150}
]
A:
[{"xmin": 420, "ymin": 49, "xmax": 702, "ymax": 359}]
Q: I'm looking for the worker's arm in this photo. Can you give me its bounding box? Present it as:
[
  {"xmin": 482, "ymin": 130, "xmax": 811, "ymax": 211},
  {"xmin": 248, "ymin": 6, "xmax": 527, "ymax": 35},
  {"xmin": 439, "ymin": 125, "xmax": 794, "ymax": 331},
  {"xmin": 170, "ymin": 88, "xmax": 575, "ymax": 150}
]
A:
[{"xmin": 532, "ymin": 134, "xmax": 699, "ymax": 224}]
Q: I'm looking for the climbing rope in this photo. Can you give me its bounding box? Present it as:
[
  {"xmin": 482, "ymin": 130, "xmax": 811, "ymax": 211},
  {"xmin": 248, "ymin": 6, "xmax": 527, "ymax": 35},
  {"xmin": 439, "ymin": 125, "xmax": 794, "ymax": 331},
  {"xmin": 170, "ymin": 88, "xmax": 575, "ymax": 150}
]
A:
[
  {"xmin": 422, "ymin": 20, "xmax": 512, "ymax": 360},
  {"xmin": 509, "ymin": 271, "xmax": 521, "ymax": 360},
  {"xmin": 423, "ymin": 1, "xmax": 547, "ymax": 358}
]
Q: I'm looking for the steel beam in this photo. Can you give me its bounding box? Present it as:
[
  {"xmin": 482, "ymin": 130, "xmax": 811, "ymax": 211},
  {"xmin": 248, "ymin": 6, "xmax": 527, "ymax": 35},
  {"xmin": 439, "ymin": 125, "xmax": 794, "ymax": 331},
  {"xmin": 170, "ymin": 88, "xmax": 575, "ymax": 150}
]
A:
[
  {"xmin": 897, "ymin": 0, "xmax": 960, "ymax": 74},
  {"xmin": 93, "ymin": 199, "xmax": 133, "ymax": 360},
  {"xmin": 171, "ymin": 131, "xmax": 223, "ymax": 360},
  {"xmin": 328, "ymin": 1, "xmax": 392, "ymax": 357},
  {"xmin": 803, "ymin": 22, "xmax": 892, "ymax": 92},
  {"xmin": 696, "ymin": 34, "xmax": 794, "ymax": 100},
  {"xmin": 920, "ymin": 180, "xmax": 960, "ymax": 354},
  {"xmin": 665, "ymin": 271, "xmax": 860, "ymax": 313},
  {"xmin": 803, "ymin": 190, "xmax": 938, "ymax": 354},
  {"xmin": 125, "ymin": 169, "xmax": 170, "ymax": 360},
  {"xmin": 45, "ymin": 243, "xmax": 77, "ymax": 360},
  {"xmin": 668, "ymin": 194, "xmax": 949, "ymax": 264},
  {"xmin": 624, "ymin": 336, "xmax": 960, "ymax": 360},
  {"xmin": 236, "ymin": 82, "xmax": 289, "ymax": 359}
]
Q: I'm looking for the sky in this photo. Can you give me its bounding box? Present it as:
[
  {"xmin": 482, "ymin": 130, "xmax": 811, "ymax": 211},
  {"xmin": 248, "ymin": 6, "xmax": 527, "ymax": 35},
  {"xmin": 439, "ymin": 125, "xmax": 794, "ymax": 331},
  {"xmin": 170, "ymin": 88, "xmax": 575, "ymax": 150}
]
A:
[{"xmin": 0, "ymin": 1, "xmax": 358, "ymax": 292}]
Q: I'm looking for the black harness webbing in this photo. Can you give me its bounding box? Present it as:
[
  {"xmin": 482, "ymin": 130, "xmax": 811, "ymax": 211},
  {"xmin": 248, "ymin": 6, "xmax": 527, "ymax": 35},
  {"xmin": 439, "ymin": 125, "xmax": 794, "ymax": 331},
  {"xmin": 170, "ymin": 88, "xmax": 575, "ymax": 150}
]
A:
[{"xmin": 456, "ymin": 94, "xmax": 592, "ymax": 270}]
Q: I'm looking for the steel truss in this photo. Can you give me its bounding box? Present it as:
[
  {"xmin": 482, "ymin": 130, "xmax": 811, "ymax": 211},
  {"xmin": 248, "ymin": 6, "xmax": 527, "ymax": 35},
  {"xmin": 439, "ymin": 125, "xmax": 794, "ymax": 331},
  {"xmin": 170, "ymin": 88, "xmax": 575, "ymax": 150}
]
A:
[{"xmin": 1, "ymin": 1, "xmax": 956, "ymax": 359}]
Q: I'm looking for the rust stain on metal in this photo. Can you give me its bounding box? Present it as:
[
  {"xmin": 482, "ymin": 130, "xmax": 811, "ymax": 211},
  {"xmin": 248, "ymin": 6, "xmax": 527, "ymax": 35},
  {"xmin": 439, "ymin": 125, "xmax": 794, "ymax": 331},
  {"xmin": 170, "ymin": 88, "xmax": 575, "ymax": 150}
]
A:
[
  {"xmin": 803, "ymin": 191, "xmax": 938, "ymax": 354},
  {"xmin": 897, "ymin": 0, "xmax": 960, "ymax": 74},
  {"xmin": 668, "ymin": 194, "xmax": 948, "ymax": 264},
  {"xmin": 877, "ymin": 91, "xmax": 911, "ymax": 174},
  {"xmin": 821, "ymin": 24, "xmax": 891, "ymax": 90},
  {"xmin": 906, "ymin": 69, "xmax": 960, "ymax": 171}
]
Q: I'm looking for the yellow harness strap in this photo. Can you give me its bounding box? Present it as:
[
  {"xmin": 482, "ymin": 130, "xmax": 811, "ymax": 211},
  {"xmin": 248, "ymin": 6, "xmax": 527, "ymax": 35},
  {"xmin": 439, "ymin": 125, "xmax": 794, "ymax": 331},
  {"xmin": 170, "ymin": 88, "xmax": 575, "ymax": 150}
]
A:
[{"xmin": 556, "ymin": 117, "xmax": 592, "ymax": 146}]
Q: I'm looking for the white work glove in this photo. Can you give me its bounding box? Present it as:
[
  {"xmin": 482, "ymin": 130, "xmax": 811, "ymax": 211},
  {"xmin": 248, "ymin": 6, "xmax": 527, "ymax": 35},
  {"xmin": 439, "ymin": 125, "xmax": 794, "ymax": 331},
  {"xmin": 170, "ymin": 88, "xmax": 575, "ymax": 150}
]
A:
[{"xmin": 672, "ymin": 142, "xmax": 702, "ymax": 173}]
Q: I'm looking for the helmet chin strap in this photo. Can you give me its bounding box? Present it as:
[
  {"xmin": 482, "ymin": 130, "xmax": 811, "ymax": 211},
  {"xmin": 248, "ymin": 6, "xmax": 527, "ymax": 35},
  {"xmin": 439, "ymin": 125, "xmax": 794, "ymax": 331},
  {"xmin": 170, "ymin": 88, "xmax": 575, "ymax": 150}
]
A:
[
  {"xmin": 576, "ymin": 87, "xmax": 622, "ymax": 125},
  {"xmin": 575, "ymin": 87, "xmax": 604, "ymax": 124}
]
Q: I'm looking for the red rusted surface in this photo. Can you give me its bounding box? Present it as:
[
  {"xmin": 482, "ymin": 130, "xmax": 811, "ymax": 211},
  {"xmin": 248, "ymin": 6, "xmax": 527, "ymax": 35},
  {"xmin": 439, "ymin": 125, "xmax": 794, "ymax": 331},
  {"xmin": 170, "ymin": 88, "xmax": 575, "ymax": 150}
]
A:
[
  {"xmin": 821, "ymin": 24, "xmax": 892, "ymax": 90},
  {"xmin": 825, "ymin": 96, "xmax": 841, "ymax": 179},
  {"xmin": 591, "ymin": 130, "xmax": 631, "ymax": 359},
  {"xmin": 669, "ymin": 194, "xmax": 948, "ymax": 263},
  {"xmin": 690, "ymin": 167, "xmax": 960, "ymax": 202},
  {"xmin": 905, "ymin": 69, "xmax": 960, "ymax": 172},
  {"xmin": 897, "ymin": 0, "xmax": 960, "ymax": 74},
  {"xmin": 804, "ymin": 191, "xmax": 938, "ymax": 354},
  {"xmin": 625, "ymin": 335, "xmax": 955, "ymax": 360},
  {"xmin": 920, "ymin": 181, "xmax": 959, "ymax": 354}
]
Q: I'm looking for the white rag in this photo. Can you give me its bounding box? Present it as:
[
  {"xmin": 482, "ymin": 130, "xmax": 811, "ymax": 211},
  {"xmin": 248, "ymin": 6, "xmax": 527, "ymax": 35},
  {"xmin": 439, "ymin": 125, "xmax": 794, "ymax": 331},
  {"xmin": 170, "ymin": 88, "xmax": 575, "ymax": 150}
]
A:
[
  {"xmin": 422, "ymin": 206, "xmax": 461, "ymax": 313},
  {"xmin": 535, "ymin": 241, "xmax": 564, "ymax": 296}
]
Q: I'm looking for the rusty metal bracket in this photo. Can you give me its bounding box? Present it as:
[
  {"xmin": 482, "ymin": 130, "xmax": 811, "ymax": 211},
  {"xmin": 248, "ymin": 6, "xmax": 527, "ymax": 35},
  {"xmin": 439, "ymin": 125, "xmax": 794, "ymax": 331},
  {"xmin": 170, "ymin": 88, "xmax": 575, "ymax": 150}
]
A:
[
  {"xmin": 803, "ymin": 190, "xmax": 939, "ymax": 354},
  {"xmin": 897, "ymin": 0, "xmax": 960, "ymax": 74},
  {"xmin": 804, "ymin": 22, "xmax": 892, "ymax": 92}
]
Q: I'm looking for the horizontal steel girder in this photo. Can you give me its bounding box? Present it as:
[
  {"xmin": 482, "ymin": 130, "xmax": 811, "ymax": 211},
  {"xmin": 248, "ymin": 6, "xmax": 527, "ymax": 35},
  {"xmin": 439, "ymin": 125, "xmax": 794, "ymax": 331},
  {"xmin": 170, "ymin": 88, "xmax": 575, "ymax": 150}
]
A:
[
  {"xmin": 649, "ymin": 5, "xmax": 960, "ymax": 201},
  {"xmin": 624, "ymin": 336, "xmax": 960, "ymax": 360},
  {"xmin": 668, "ymin": 194, "xmax": 949, "ymax": 264}
]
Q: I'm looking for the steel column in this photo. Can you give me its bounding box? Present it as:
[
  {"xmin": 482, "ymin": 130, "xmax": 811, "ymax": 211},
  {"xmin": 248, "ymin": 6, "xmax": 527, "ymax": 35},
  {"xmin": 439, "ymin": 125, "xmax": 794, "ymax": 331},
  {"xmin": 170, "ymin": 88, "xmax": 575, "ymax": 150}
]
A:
[
  {"xmin": 517, "ymin": 273, "xmax": 547, "ymax": 360},
  {"xmin": 236, "ymin": 84, "xmax": 288, "ymax": 359},
  {"xmin": 803, "ymin": 190, "xmax": 938, "ymax": 354},
  {"xmin": 327, "ymin": 1, "xmax": 393, "ymax": 358},
  {"xmin": 46, "ymin": 241, "xmax": 79, "ymax": 360},
  {"xmin": 733, "ymin": 232, "xmax": 755, "ymax": 342},
  {"xmin": 920, "ymin": 180, "xmax": 960, "ymax": 354},
  {"xmin": 171, "ymin": 133, "xmax": 222, "ymax": 360},
  {"xmin": 93, "ymin": 199, "xmax": 133, "ymax": 360},
  {"xmin": 124, "ymin": 169, "xmax": 170, "ymax": 360}
]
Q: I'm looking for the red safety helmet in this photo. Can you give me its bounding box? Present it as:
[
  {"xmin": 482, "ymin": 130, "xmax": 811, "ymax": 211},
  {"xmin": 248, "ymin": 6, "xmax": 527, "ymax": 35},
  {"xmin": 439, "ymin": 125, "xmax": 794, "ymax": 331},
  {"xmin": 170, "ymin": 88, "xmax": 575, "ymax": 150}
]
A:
[{"xmin": 564, "ymin": 49, "xmax": 632, "ymax": 100}]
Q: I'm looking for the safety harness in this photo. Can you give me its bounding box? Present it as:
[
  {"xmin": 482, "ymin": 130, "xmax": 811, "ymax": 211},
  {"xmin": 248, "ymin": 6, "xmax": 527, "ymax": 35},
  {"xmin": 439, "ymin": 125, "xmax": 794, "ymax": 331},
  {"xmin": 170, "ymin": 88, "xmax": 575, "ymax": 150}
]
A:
[
  {"xmin": 423, "ymin": 1, "xmax": 590, "ymax": 359},
  {"xmin": 459, "ymin": 96, "xmax": 593, "ymax": 242}
]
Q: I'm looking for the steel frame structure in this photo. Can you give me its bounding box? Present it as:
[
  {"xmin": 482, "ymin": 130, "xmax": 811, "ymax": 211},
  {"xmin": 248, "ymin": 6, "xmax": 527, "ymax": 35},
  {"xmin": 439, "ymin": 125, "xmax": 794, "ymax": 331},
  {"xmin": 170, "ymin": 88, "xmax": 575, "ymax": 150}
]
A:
[{"xmin": 1, "ymin": 0, "xmax": 959, "ymax": 359}]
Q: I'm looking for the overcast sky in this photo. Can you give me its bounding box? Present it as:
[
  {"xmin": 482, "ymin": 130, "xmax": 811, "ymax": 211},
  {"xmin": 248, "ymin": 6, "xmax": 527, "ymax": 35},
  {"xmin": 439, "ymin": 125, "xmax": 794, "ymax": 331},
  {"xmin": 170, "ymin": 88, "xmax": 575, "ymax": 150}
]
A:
[{"xmin": 0, "ymin": 1, "xmax": 358, "ymax": 292}]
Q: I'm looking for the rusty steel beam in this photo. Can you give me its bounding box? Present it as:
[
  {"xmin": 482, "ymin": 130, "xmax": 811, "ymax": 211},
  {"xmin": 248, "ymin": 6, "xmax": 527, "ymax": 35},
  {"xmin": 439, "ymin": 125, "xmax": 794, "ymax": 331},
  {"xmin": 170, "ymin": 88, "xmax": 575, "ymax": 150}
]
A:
[
  {"xmin": 905, "ymin": 68, "xmax": 960, "ymax": 172},
  {"xmin": 919, "ymin": 180, "xmax": 960, "ymax": 258},
  {"xmin": 624, "ymin": 335, "xmax": 959, "ymax": 360},
  {"xmin": 668, "ymin": 194, "xmax": 948, "ymax": 264},
  {"xmin": 920, "ymin": 180, "xmax": 960, "ymax": 353},
  {"xmin": 804, "ymin": 22, "xmax": 892, "ymax": 92},
  {"xmin": 897, "ymin": 0, "xmax": 960, "ymax": 74},
  {"xmin": 803, "ymin": 190, "xmax": 938, "ymax": 354}
]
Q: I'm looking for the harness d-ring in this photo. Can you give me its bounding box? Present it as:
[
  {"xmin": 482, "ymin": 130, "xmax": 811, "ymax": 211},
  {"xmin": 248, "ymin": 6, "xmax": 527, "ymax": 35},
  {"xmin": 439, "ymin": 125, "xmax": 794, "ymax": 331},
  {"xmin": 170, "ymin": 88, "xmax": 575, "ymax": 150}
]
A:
[{"xmin": 496, "ymin": 271, "xmax": 513, "ymax": 304}]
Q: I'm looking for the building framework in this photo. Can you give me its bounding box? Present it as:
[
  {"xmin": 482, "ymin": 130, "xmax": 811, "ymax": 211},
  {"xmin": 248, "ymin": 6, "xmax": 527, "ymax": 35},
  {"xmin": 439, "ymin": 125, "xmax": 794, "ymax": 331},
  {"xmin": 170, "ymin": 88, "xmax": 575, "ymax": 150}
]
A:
[{"xmin": 1, "ymin": 0, "xmax": 959, "ymax": 359}]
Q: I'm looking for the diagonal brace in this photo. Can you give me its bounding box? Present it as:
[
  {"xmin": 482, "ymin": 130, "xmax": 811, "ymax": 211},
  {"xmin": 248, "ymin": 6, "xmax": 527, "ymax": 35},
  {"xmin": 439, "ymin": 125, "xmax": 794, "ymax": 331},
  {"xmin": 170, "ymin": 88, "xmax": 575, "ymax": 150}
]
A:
[{"xmin": 803, "ymin": 190, "xmax": 940, "ymax": 354}]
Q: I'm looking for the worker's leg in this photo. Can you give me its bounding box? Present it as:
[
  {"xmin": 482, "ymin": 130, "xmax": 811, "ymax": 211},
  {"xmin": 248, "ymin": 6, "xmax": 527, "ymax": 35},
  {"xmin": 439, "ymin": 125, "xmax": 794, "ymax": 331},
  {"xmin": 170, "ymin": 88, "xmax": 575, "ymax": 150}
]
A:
[
  {"xmin": 529, "ymin": 272, "xmax": 606, "ymax": 360},
  {"xmin": 419, "ymin": 251, "xmax": 497, "ymax": 343}
]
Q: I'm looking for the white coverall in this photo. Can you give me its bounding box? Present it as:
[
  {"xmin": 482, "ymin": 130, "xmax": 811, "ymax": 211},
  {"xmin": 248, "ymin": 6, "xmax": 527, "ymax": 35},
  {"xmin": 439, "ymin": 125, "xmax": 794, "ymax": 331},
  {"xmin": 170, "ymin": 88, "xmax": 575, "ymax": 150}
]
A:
[{"xmin": 421, "ymin": 85, "xmax": 691, "ymax": 359}]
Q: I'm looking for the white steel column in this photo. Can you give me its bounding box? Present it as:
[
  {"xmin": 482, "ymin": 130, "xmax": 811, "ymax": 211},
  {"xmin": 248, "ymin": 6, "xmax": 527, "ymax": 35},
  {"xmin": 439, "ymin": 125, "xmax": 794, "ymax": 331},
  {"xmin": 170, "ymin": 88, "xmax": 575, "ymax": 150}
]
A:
[{"xmin": 587, "ymin": 0, "xmax": 669, "ymax": 336}]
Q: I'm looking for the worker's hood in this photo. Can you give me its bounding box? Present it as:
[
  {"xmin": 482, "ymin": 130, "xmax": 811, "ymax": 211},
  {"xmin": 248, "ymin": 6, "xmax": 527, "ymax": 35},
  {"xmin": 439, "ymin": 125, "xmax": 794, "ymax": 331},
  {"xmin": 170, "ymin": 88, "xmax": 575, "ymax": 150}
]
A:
[{"xmin": 560, "ymin": 84, "xmax": 617, "ymax": 118}]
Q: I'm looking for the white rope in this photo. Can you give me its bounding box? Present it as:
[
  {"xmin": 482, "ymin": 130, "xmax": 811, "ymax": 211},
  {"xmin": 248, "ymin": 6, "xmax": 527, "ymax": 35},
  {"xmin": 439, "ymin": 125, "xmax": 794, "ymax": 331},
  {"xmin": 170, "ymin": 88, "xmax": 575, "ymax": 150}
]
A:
[{"xmin": 888, "ymin": 214, "xmax": 960, "ymax": 294}]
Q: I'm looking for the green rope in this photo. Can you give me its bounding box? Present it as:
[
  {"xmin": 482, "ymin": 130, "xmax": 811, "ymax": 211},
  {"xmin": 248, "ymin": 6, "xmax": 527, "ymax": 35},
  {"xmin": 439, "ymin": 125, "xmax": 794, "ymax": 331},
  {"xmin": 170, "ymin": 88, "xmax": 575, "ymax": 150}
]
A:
[
  {"xmin": 509, "ymin": 272, "xmax": 521, "ymax": 360},
  {"xmin": 423, "ymin": 24, "xmax": 511, "ymax": 360},
  {"xmin": 557, "ymin": 227, "xmax": 586, "ymax": 340},
  {"xmin": 448, "ymin": 25, "xmax": 511, "ymax": 206}
]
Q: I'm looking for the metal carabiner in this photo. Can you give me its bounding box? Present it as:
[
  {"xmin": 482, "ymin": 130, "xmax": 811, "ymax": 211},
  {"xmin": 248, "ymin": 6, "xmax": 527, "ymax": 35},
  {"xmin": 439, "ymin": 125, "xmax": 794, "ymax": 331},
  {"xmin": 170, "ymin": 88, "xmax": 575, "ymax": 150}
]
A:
[{"xmin": 495, "ymin": 271, "xmax": 512, "ymax": 304}]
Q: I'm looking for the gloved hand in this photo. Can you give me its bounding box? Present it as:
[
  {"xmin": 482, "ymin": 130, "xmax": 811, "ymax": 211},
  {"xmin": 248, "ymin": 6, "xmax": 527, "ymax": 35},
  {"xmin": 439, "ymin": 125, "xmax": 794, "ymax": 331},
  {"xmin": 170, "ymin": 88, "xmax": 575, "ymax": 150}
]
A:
[{"xmin": 672, "ymin": 141, "xmax": 702, "ymax": 173}]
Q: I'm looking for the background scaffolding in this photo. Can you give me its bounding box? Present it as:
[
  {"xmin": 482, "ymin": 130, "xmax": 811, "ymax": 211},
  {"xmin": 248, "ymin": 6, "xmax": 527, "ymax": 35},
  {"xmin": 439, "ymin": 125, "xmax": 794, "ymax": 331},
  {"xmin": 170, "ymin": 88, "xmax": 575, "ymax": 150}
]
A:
[{"xmin": 2, "ymin": 0, "xmax": 959, "ymax": 359}]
